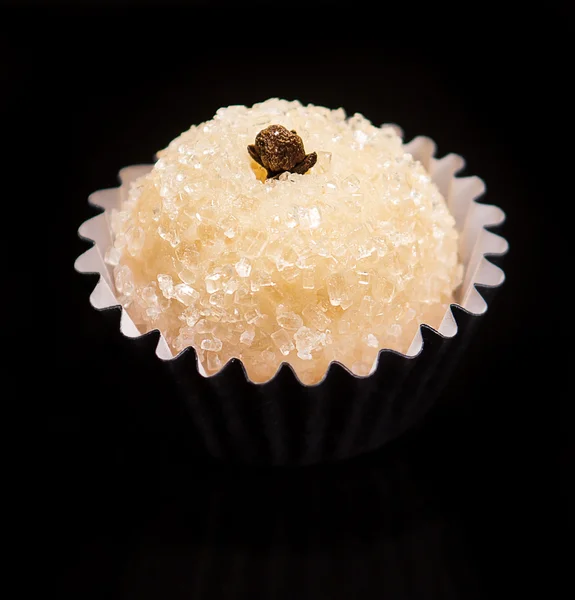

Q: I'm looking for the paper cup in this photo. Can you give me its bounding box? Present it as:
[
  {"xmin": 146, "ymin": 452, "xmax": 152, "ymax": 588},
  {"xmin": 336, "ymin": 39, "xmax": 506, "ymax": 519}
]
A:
[{"xmin": 75, "ymin": 134, "xmax": 508, "ymax": 465}]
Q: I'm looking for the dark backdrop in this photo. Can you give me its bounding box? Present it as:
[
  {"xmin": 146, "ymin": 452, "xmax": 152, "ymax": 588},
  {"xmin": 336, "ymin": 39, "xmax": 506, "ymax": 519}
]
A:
[{"xmin": 4, "ymin": 2, "xmax": 572, "ymax": 598}]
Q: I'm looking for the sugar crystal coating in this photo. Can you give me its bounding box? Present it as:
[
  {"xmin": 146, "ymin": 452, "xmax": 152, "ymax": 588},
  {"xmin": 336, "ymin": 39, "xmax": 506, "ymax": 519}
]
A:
[{"xmin": 109, "ymin": 99, "xmax": 463, "ymax": 384}]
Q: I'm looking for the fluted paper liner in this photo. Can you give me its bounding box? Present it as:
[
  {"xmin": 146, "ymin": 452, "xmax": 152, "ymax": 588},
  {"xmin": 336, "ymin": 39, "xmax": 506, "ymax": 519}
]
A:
[{"xmin": 75, "ymin": 135, "xmax": 508, "ymax": 465}]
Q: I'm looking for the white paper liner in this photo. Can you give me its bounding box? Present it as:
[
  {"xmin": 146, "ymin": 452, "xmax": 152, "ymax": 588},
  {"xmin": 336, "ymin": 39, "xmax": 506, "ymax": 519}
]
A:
[{"xmin": 75, "ymin": 135, "xmax": 508, "ymax": 381}]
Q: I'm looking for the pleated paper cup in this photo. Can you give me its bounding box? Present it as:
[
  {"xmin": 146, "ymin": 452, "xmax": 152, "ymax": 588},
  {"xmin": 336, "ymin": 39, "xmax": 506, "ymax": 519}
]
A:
[{"xmin": 75, "ymin": 134, "xmax": 508, "ymax": 465}]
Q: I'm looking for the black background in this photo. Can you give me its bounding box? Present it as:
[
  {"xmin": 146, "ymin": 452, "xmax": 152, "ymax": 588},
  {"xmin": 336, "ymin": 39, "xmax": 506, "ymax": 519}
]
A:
[{"xmin": 4, "ymin": 2, "xmax": 572, "ymax": 598}]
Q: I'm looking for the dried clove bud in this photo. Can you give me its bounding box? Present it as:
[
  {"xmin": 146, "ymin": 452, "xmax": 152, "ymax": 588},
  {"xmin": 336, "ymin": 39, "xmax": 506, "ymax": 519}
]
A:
[{"xmin": 248, "ymin": 124, "xmax": 317, "ymax": 180}]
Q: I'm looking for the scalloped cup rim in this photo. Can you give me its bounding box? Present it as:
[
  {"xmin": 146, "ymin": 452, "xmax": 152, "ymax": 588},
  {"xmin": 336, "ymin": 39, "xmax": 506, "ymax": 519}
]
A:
[{"xmin": 75, "ymin": 135, "xmax": 508, "ymax": 387}]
